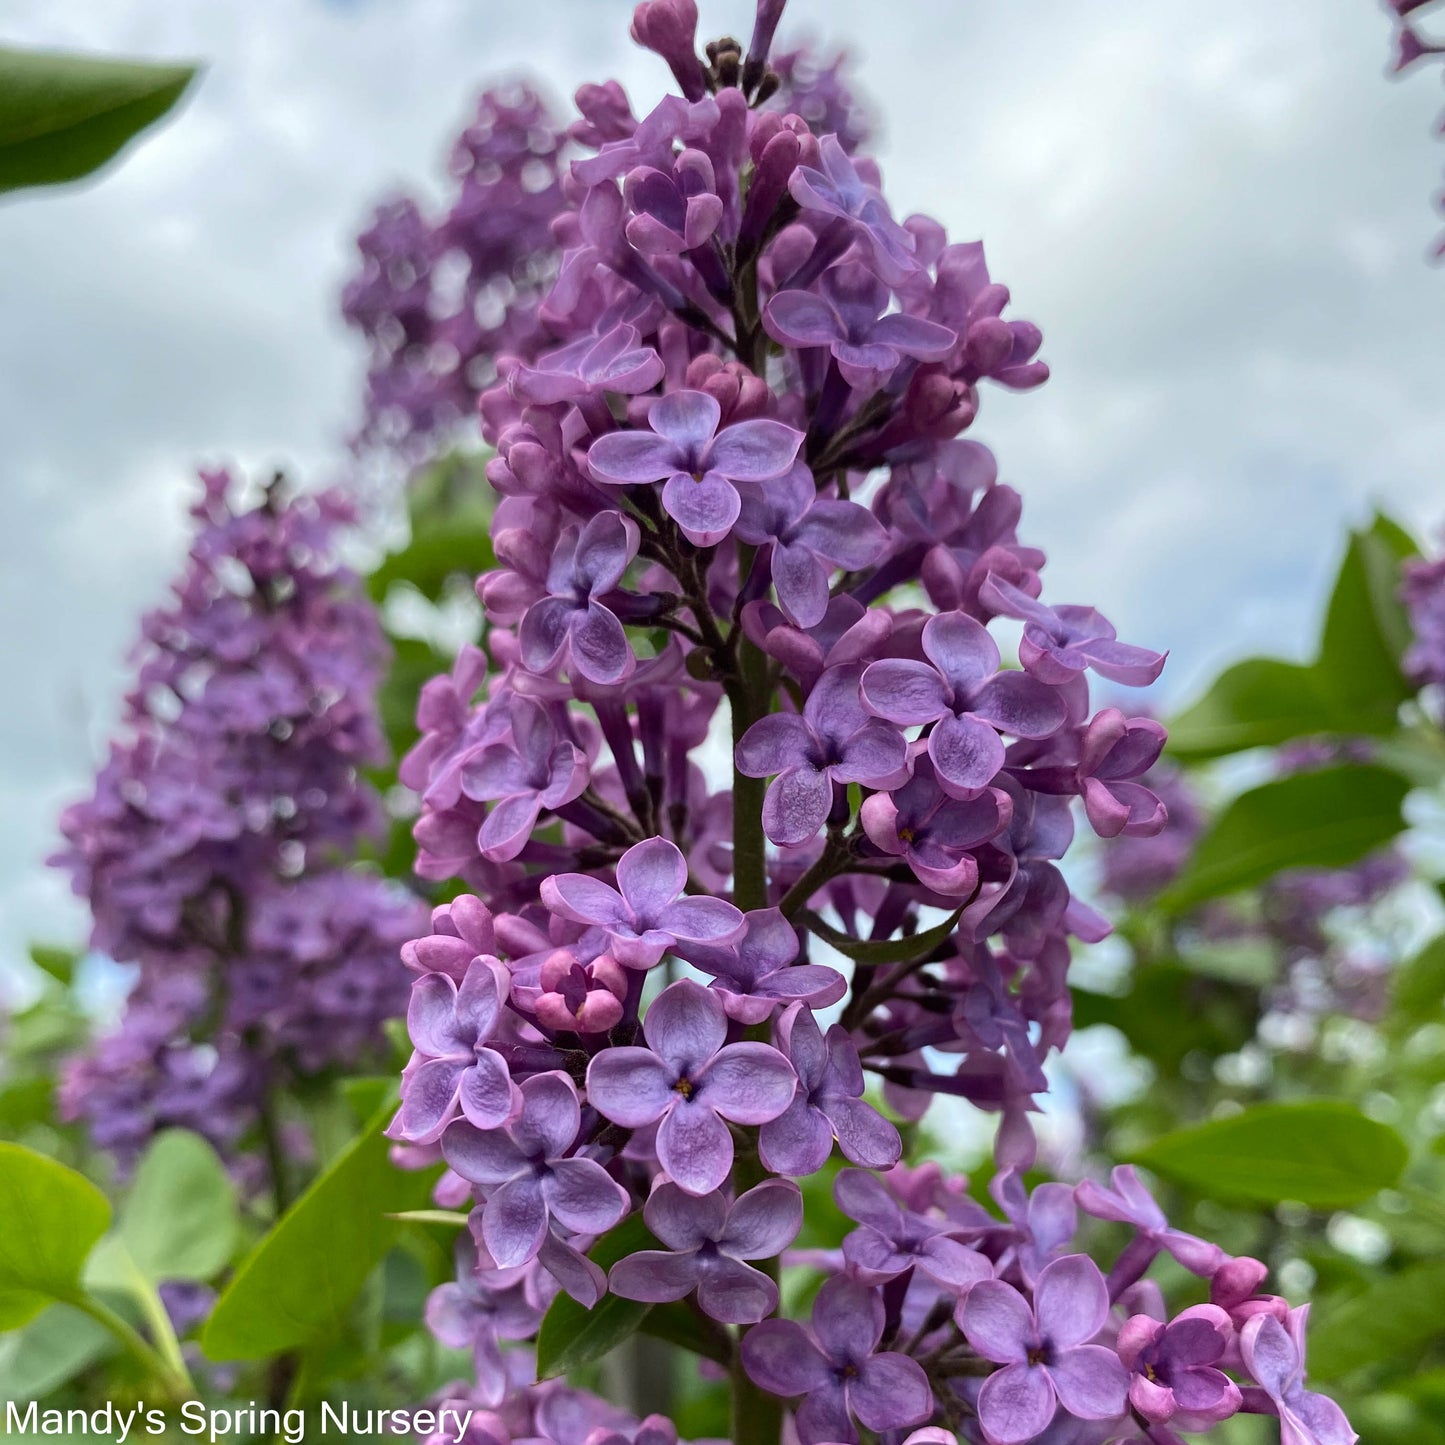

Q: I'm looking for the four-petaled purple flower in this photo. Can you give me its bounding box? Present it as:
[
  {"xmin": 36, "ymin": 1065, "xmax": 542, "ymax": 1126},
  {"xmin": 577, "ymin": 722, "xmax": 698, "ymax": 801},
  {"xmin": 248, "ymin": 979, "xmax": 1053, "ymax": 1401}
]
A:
[
  {"xmin": 1027, "ymin": 709, "xmax": 1168, "ymax": 839},
  {"xmin": 736, "ymin": 664, "xmax": 908, "ymax": 847},
  {"xmin": 460, "ymin": 696, "xmax": 590, "ymax": 861},
  {"xmin": 1240, "ymin": 1307, "xmax": 1358, "ymax": 1445},
  {"xmin": 680, "ymin": 908, "xmax": 847, "ymax": 1025},
  {"xmin": 1075, "ymin": 1166, "xmax": 1223, "ymax": 1278},
  {"xmin": 981, "ymin": 575, "xmax": 1167, "ymax": 687},
  {"xmin": 742, "ymin": 1274, "xmax": 933, "ymax": 1443},
  {"xmin": 424, "ymin": 1233, "xmax": 544, "ymax": 1407},
  {"xmin": 834, "ymin": 1167, "xmax": 992, "ymax": 1292},
  {"xmin": 861, "ymin": 755, "xmax": 1012, "ymax": 896},
  {"xmin": 624, "ymin": 149, "xmax": 725, "ymax": 255},
  {"xmin": 961, "ymin": 1254, "xmax": 1130, "ymax": 1445},
  {"xmin": 789, "ymin": 136, "xmax": 920, "ymax": 286},
  {"xmin": 735, "ymin": 463, "xmax": 888, "ymax": 628},
  {"xmin": 390, "ymin": 959, "xmax": 521, "ymax": 1145},
  {"xmin": 587, "ymin": 389, "xmax": 804, "ymax": 547},
  {"xmin": 520, "ymin": 511, "xmax": 641, "ymax": 684},
  {"xmin": 760, "ymin": 1003, "xmax": 901, "ymax": 1176},
  {"xmin": 765, "ymin": 265, "xmax": 957, "ymax": 388},
  {"xmin": 585, "ymin": 978, "xmax": 796, "ymax": 1195},
  {"xmin": 541, "ymin": 836, "xmax": 743, "ymax": 969},
  {"xmin": 1115, "ymin": 1305, "xmax": 1242, "ymax": 1429},
  {"xmin": 862, "ymin": 610, "xmax": 1067, "ymax": 797},
  {"xmin": 509, "ymin": 323, "xmax": 664, "ymax": 404},
  {"xmin": 441, "ymin": 1071, "xmax": 628, "ymax": 1269},
  {"xmin": 609, "ymin": 1178, "xmax": 802, "ymax": 1324}
]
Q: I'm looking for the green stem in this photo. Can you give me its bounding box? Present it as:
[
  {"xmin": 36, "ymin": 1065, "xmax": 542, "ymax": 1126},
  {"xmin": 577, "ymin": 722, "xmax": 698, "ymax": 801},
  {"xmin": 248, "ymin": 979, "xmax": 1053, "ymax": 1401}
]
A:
[
  {"xmin": 730, "ymin": 647, "xmax": 771, "ymax": 913},
  {"xmin": 729, "ymin": 1143, "xmax": 783, "ymax": 1444},
  {"xmin": 64, "ymin": 1290, "xmax": 192, "ymax": 1401},
  {"xmin": 258, "ymin": 1087, "xmax": 292, "ymax": 1216}
]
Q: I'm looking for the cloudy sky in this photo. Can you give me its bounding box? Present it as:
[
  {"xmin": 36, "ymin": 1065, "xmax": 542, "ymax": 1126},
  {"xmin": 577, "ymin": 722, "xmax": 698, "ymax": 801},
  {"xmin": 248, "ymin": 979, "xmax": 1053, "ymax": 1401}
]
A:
[{"xmin": 2, "ymin": 0, "xmax": 1443, "ymax": 980}]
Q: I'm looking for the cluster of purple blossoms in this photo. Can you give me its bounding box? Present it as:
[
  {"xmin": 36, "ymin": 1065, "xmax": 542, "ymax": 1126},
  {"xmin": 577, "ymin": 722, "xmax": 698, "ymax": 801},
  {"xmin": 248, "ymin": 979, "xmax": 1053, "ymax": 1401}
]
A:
[
  {"xmin": 53, "ymin": 471, "xmax": 423, "ymax": 1172},
  {"xmin": 387, "ymin": 2, "xmax": 1352, "ymax": 1440},
  {"xmin": 341, "ymin": 33, "xmax": 874, "ymax": 472},
  {"xmin": 1379, "ymin": 0, "xmax": 1445, "ymax": 258}
]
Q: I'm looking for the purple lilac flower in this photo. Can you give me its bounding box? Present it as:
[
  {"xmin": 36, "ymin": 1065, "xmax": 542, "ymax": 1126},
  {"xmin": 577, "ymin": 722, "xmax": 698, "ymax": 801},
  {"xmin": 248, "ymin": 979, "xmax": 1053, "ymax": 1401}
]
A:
[
  {"xmin": 609, "ymin": 1178, "xmax": 802, "ymax": 1323},
  {"xmin": 735, "ymin": 463, "xmax": 888, "ymax": 628},
  {"xmin": 1025, "ymin": 708, "xmax": 1168, "ymax": 839},
  {"xmin": 390, "ymin": 959, "xmax": 522, "ymax": 1145},
  {"xmin": 789, "ymin": 135, "xmax": 920, "ymax": 285},
  {"xmin": 1402, "ymin": 547, "xmax": 1445, "ymax": 687},
  {"xmin": 764, "ymin": 265, "xmax": 957, "ymax": 388},
  {"xmin": 519, "ymin": 512, "xmax": 642, "ymax": 685},
  {"xmin": 834, "ymin": 1167, "xmax": 992, "ymax": 1291},
  {"xmin": 587, "ymin": 389, "xmax": 804, "ymax": 546},
  {"xmin": 425, "ymin": 1234, "xmax": 545, "ymax": 1407},
  {"xmin": 981, "ymin": 575, "xmax": 1167, "ymax": 687},
  {"xmin": 736, "ymin": 664, "xmax": 908, "ymax": 846},
  {"xmin": 742, "ymin": 1274, "xmax": 933, "ymax": 1442},
  {"xmin": 442, "ymin": 1071, "xmax": 628, "ymax": 1269},
  {"xmin": 1115, "ymin": 1305, "xmax": 1242, "ymax": 1429},
  {"xmin": 961, "ymin": 1256, "xmax": 1129, "ymax": 1444},
  {"xmin": 585, "ymin": 979, "xmax": 796, "ymax": 1194},
  {"xmin": 1075, "ymin": 1166, "xmax": 1223, "ymax": 1284},
  {"xmin": 759, "ymin": 1004, "xmax": 900, "ymax": 1175},
  {"xmin": 460, "ymin": 695, "xmax": 591, "ymax": 860},
  {"xmin": 862, "ymin": 611, "xmax": 1067, "ymax": 796},
  {"xmin": 679, "ymin": 908, "xmax": 847, "ymax": 1025},
  {"xmin": 541, "ymin": 836, "xmax": 744, "ymax": 968},
  {"xmin": 1240, "ymin": 1307, "xmax": 1358, "ymax": 1445},
  {"xmin": 860, "ymin": 755, "xmax": 1012, "ymax": 895}
]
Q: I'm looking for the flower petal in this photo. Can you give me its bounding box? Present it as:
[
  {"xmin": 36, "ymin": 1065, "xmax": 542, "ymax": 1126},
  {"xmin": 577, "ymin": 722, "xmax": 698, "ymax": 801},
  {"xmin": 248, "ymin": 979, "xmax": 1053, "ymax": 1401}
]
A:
[
  {"xmin": 643, "ymin": 978, "xmax": 727, "ymax": 1069},
  {"xmin": 851, "ymin": 1351, "xmax": 933, "ymax": 1432},
  {"xmin": 588, "ymin": 429, "xmax": 683, "ymax": 486},
  {"xmin": 702, "ymin": 1041, "xmax": 798, "ymax": 1124},
  {"xmin": 585, "ymin": 1047, "xmax": 675, "ymax": 1127},
  {"xmin": 616, "ymin": 835, "xmax": 688, "ymax": 918},
  {"xmin": 656, "ymin": 1099, "xmax": 734, "ymax": 1194},
  {"xmin": 661, "ymin": 470, "xmax": 741, "ymax": 547},
  {"xmin": 962, "ymin": 1279, "xmax": 1034, "ymax": 1364},
  {"xmin": 976, "ymin": 1362, "xmax": 1056, "ymax": 1445},
  {"xmin": 722, "ymin": 1179, "xmax": 804, "ymax": 1260},
  {"xmin": 762, "ymin": 765, "xmax": 832, "ymax": 847},
  {"xmin": 706, "ymin": 418, "xmax": 806, "ymax": 483},
  {"xmin": 1034, "ymin": 1254, "xmax": 1110, "ymax": 1350},
  {"xmin": 1047, "ymin": 1344, "xmax": 1130, "ymax": 1421},
  {"xmin": 543, "ymin": 1157, "xmax": 628, "ymax": 1235},
  {"xmin": 481, "ymin": 1176, "xmax": 549, "ymax": 1268}
]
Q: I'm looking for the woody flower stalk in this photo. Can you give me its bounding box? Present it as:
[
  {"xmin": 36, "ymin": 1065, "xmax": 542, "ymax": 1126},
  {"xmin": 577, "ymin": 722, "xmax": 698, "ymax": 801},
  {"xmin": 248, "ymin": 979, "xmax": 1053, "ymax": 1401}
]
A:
[{"xmin": 390, "ymin": 3, "xmax": 1356, "ymax": 1442}]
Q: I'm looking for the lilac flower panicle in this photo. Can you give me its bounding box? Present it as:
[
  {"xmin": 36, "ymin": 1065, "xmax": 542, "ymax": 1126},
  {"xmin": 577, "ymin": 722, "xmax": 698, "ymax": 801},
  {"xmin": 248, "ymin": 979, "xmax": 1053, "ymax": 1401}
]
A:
[
  {"xmin": 53, "ymin": 471, "xmax": 423, "ymax": 1172},
  {"xmin": 370, "ymin": 2, "xmax": 1353, "ymax": 1438}
]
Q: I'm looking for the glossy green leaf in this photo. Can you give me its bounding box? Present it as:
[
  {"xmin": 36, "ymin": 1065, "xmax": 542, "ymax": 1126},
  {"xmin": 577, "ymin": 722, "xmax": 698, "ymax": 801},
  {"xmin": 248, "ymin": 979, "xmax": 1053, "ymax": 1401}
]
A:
[
  {"xmin": 800, "ymin": 907, "xmax": 963, "ymax": 966},
  {"xmin": 0, "ymin": 1143, "xmax": 111, "ymax": 1329},
  {"xmin": 536, "ymin": 1213, "xmax": 656, "ymax": 1379},
  {"xmin": 1307, "ymin": 1259, "xmax": 1445, "ymax": 1379},
  {"xmin": 0, "ymin": 46, "xmax": 196, "ymax": 194},
  {"xmin": 1315, "ymin": 515, "xmax": 1418, "ymax": 725},
  {"xmin": 1160, "ymin": 765, "xmax": 1409, "ymax": 913},
  {"xmin": 200, "ymin": 1099, "xmax": 434, "ymax": 1360},
  {"xmin": 1166, "ymin": 657, "xmax": 1337, "ymax": 760},
  {"xmin": 118, "ymin": 1130, "xmax": 237, "ymax": 1284},
  {"xmin": 639, "ymin": 1302, "xmax": 731, "ymax": 1365},
  {"xmin": 1134, "ymin": 1102, "xmax": 1408, "ymax": 1208},
  {"xmin": 0, "ymin": 1305, "xmax": 112, "ymax": 1400}
]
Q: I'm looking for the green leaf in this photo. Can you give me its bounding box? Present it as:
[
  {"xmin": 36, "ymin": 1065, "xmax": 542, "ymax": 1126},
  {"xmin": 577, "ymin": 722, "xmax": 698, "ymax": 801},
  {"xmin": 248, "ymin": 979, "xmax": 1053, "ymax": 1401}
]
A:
[
  {"xmin": 0, "ymin": 1143, "xmax": 111, "ymax": 1329},
  {"xmin": 27, "ymin": 944, "xmax": 77, "ymax": 985},
  {"xmin": 638, "ymin": 1302, "xmax": 731, "ymax": 1366},
  {"xmin": 536, "ymin": 1213, "xmax": 656, "ymax": 1379},
  {"xmin": 1315, "ymin": 516, "xmax": 1418, "ymax": 725},
  {"xmin": 0, "ymin": 1304, "xmax": 113, "ymax": 1401},
  {"xmin": 0, "ymin": 46, "xmax": 196, "ymax": 194},
  {"xmin": 1389, "ymin": 934, "xmax": 1445, "ymax": 1038},
  {"xmin": 1307, "ymin": 1259, "xmax": 1445, "ymax": 1379},
  {"xmin": 800, "ymin": 907, "xmax": 963, "ymax": 966},
  {"xmin": 200, "ymin": 1099, "xmax": 435, "ymax": 1360},
  {"xmin": 1166, "ymin": 657, "xmax": 1336, "ymax": 760},
  {"xmin": 1133, "ymin": 1101, "xmax": 1409, "ymax": 1208},
  {"xmin": 118, "ymin": 1130, "xmax": 237, "ymax": 1284},
  {"xmin": 1160, "ymin": 764, "xmax": 1410, "ymax": 913}
]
